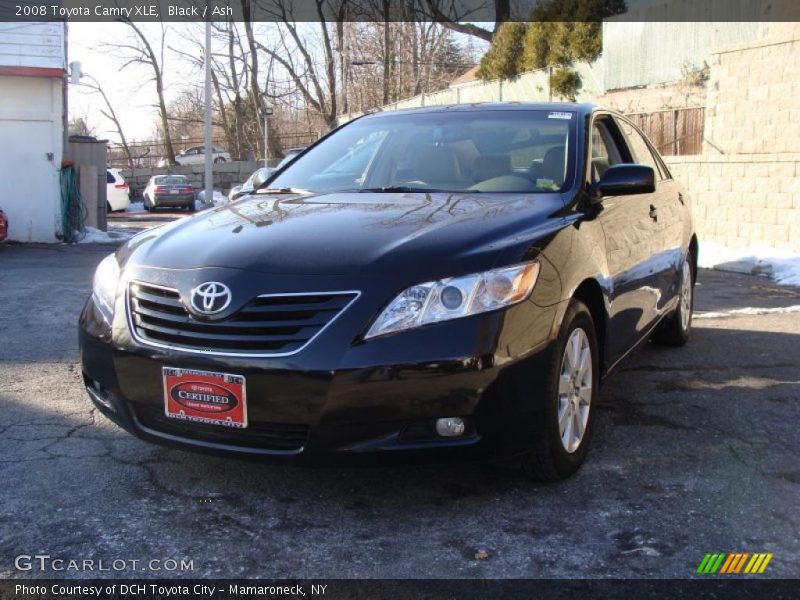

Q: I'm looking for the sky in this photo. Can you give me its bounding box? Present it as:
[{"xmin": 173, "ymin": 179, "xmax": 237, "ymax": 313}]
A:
[{"xmin": 68, "ymin": 22, "xmax": 200, "ymax": 143}]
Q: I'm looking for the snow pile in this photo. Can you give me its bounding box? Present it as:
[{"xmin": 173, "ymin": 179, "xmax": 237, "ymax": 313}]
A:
[
  {"xmin": 126, "ymin": 201, "xmax": 144, "ymax": 213},
  {"xmin": 699, "ymin": 241, "xmax": 800, "ymax": 287},
  {"xmin": 196, "ymin": 189, "xmax": 227, "ymax": 206},
  {"xmin": 77, "ymin": 227, "xmax": 136, "ymax": 244}
]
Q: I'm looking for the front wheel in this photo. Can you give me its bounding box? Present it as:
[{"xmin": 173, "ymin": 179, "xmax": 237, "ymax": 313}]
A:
[
  {"xmin": 521, "ymin": 299, "xmax": 598, "ymax": 481},
  {"xmin": 652, "ymin": 251, "xmax": 694, "ymax": 346}
]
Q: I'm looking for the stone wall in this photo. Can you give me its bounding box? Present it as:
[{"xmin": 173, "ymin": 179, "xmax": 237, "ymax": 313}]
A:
[
  {"xmin": 663, "ymin": 25, "xmax": 800, "ymax": 253},
  {"xmin": 666, "ymin": 154, "xmax": 800, "ymax": 252},
  {"xmin": 120, "ymin": 161, "xmax": 261, "ymax": 198},
  {"xmin": 704, "ymin": 34, "xmax": 800, "ymax": 156}
]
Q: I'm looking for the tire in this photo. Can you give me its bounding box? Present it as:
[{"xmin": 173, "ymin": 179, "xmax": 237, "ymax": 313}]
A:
[
  {"xmin": 652, "ymin": 250, "xmax": 694, "ymax": 347},
  {"xmin": 521, "ymin": 299, "xmax": 599, "ymax": 481},
  {"xmin": 107, "ymin": 202, "xmax": 114, "ymax": 213},
  {"xmin": 214, "ymin": 157, "xmax": 225, "ymax": 164}
]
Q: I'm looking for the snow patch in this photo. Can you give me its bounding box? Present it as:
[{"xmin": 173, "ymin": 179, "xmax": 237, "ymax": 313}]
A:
[
  {"xmin": 196, "ymin": 189, "xmax": 226, "ymax": 207},
  {"xmin": 699, "ymin": 241, "xmax": 800, "ymax": 287},
  {"xmin": 126, "ymin": 201, "xmax": 144, "ymax": 213},
  {"xmin": 77, "ymin": 227, "xmax": 136, "ymax": 244},
  {"xmin": 695, "ymin": 305, "xmax": 800, "ymax": 319}
]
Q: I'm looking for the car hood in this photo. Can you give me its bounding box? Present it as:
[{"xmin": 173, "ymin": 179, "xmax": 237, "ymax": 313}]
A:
[{"xmin": 123, "ymin": 191, "xmax": 567, "ymax": 279}]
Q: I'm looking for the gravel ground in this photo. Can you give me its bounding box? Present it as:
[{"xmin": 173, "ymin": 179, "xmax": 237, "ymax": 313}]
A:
[{"xmin": 0, "ymin": 243, "xmax": 798, "ymax": 579}]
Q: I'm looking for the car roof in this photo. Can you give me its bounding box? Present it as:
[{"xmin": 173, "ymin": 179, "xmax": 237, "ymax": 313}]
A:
[{"xmin": 360, "ymin": 102, "xmax": 598, "ymax": 119}]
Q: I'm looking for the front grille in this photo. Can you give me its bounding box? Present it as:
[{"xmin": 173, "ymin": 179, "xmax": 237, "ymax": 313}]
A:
[
  {"xmin": 128, "ymin": 282, "xmax": 358, "ymax": 356},
  {"xmin": 134, "ymin": 405, "xmax": 309, "ymax": 452}
]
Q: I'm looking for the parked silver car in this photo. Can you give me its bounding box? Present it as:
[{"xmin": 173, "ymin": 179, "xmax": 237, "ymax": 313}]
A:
[{"xmin": 142, "ymin": 175, "xmax": 196, "ymax": 211}]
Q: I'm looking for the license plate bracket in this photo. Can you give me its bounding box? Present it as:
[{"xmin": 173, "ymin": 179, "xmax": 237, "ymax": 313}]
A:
[{"xmin": 162, "ymin": 367, "xmax": 247, "ymax": 428}]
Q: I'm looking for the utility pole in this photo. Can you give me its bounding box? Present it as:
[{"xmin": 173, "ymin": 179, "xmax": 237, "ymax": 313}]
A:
[
  {"xmin": 203, "ymin": 17, "xmax": 213, "ymax": 206},
  {"xmin": 263, "ymin": 103, "xmax": 273, "ymax": 168}
]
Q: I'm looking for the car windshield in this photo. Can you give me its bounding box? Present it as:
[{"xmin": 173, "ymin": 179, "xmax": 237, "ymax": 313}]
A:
[
  {"xmin": 155, "ymin": 176, "xmax": 188, "ymax": 185},
  {"xmin": 268, "ymin": 110, "xmax": 576, "ymax": 194}
]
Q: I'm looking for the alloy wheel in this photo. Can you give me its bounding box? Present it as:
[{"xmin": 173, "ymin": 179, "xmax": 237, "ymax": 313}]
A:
[
  {"xmin": 557, "ymin": 327, "xmax": 592, "ymax": 454},
  {"xmin": 680, "ymin": 260, "xmax": 692, "ymax": 331}
]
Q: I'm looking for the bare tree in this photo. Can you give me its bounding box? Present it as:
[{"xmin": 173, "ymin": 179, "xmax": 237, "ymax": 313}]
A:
[
  {"xmin": 104, "ymin": 21, "xmax": 177, "ymax": 165},
  {"xmin": 419, "ymin": 0, "xmax": 509, "ymax": 42},
  {"xmin": 79, "ymin": 74, "xmax": 134, "ymax": 167},
  {"xmin": 68, "ymin": 115, "xmax": 96, "ymax": 137},
  {"xmin": 254, "ymin": 0, "xmax": 349, "ymax": 128}
]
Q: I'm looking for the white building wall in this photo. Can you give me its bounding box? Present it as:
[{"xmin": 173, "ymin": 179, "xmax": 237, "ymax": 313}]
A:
[
  {"xmin": 0, "ymin": 22, "xmax": 64, "ymax": 69},
  {"xmin": 0, "ymin": 23, "xmax": 65, "ymax": 242},
  {"xmin": 0, "ymin": 75, "xmax": 63, "ymax": 242}
]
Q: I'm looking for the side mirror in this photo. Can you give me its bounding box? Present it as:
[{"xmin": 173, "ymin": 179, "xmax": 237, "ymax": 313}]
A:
[
  {"xmin": 595, "ymin": 164, "xmax": 655, "ymax": 198},
  {"xmin": 251, "ymin": 168, "xmax": 274, "ymax": 190}
]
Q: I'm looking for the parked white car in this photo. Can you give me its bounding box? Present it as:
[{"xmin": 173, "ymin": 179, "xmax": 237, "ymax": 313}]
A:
[
  {"xmin": 106, "ymin": 169, "xmax": 130, "ymax": 212},
  {"xmin": 157, "ymin": 146, "xmax": 231, "ymax": 167}
]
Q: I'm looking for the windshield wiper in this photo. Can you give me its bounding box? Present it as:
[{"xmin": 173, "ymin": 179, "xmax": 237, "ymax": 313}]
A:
[
  {"xmin": 357, "ymin": 185, "xmax": 446, "ymax": 193},
  {"xmin": 256, "ymin": 187, "xmax": 312, "ymax": 195}
]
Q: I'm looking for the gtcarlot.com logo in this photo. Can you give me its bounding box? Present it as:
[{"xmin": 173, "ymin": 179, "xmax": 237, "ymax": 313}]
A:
[
  {"xmin": 697, "ymin": 552, "xmax": 773, "ymax": 574},
  {"xmin": 15, "ymin": 554, "xmax": 194, "ymax": 572}
]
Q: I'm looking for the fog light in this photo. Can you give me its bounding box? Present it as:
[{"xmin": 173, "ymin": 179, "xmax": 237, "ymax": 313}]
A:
[
  {"xmin": 435, "ymin": 417, "xmax": 465, "ymax": 437},
  {"xmin": 84, "ymin": 375, "xmax": 114, "ymax": 412}
]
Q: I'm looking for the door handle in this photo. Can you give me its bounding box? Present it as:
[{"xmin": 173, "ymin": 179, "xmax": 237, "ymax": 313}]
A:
[{"xmin": 649, "ymin": 204, "xmax": 658, "ymax": 221}]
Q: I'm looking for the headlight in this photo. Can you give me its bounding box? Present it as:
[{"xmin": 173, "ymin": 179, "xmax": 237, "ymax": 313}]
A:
[
  {"xmin": 92, "ymin": 253, "xmax": 121, "ymax": 316},
  {"xmin": 365, "ymin": 261, "xmax": 540, "ymax": 339}
]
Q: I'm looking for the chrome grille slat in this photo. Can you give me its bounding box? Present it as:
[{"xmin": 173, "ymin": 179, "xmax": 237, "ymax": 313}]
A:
[
  {"xmin": 132, "ymin": 317, "xmax": 312, "ymax": 343},
  {"xmin": 127, "ymin": 281, "xmax": 359, "ymax": 357}
]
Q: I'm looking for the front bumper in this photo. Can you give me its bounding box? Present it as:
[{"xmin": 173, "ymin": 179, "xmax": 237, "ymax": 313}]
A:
[{"xmin": 79, "ymin": 293, "xmax": 559, "ymax": 465}]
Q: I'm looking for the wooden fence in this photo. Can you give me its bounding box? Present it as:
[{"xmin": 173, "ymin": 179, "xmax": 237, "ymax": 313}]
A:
[{"xmin": 627, "ymin": 107, "xmax": 705, "ymax": 156}]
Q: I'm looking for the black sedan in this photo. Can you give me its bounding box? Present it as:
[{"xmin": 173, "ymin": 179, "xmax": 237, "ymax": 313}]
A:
[{"xmin": 80, "ymin": 103, "xmax": 697, "ymax": 480}]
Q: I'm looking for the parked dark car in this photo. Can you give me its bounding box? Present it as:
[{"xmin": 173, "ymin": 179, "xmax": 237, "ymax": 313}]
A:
[
  {"xmin": 142, "ymin": 175, "xmax": 195, "ymax": 211},
  {"xmin": 0, "ymin": 208, "xmax": 7, "ymax": 242},
  {"xmin": 80, "ymin": 103, "xmax": 697, "ymax": 480},
  {"xmin": 230, "ymin": 149, "xmax": 310, "ymax": 203},
  {"xmin": 229, "ymin": 167, "xmax": 272, "ymax": 203}
]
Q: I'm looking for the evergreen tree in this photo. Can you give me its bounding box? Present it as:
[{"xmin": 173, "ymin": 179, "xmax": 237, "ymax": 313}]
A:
[
  {"xmin": 476, "ymin": 0, "xmax": 627, "ymax": 98},
  {"xmin": 475, "ymin": 22, "xmax": 527, "ymax": 80}
]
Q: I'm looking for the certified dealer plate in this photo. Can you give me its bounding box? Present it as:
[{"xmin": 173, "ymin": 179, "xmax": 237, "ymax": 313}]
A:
[{"xmin": 162, "ymin": 367, "xmax": 247, "ymax": 428}]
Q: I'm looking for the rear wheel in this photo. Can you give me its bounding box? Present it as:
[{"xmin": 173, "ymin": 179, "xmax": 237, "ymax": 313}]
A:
[
  {"xmin": 652, "ymin": 251, "xmax": 694, "ymax": 346},
  {"xmin": 521, "ymin": 299, "xmax": 598, "ymax": 481}
]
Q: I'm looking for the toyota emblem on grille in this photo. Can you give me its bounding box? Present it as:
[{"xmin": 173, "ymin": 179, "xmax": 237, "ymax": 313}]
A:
[{"xmin": 190, "ymin": 282, "xmax": 232, "ymax": 315}]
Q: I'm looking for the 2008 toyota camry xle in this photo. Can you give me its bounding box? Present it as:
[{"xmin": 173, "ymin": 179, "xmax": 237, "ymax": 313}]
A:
[{"xmin": 80, "ymin": 103, "xmax": 697, "ymax": 480}]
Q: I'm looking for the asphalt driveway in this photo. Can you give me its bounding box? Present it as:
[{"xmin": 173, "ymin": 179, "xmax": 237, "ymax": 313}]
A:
[{"xmin": 0, "ymin": 243, "xmax": 798, "ymax": 579}]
